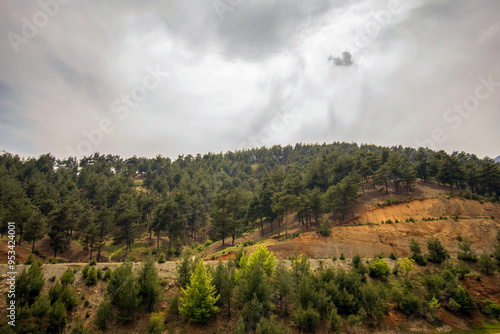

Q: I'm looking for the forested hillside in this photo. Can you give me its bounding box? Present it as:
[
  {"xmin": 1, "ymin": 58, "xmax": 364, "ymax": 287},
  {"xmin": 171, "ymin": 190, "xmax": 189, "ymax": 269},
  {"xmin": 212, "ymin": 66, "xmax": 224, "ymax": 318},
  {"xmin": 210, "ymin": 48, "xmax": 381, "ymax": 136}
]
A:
[{"xmin": 1, "ymin": 142, "xmax": 499, "ymax": 261}]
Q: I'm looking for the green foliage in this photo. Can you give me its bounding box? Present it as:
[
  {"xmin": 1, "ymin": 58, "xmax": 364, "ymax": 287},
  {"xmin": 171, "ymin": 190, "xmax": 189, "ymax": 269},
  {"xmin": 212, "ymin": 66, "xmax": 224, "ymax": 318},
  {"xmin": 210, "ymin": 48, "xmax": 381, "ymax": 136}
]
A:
[
  {"xmin": 457, "ymin": 237, "xmax": 478, "ymax": 262},
  {"xmin": 427, "ymin": 237, "xmax": 449, "ymax": 263},
  {"xmin": 256, "ymin": 315, "xmax": 291, "ymax": 334},
  {"xmin": 450, "ymin": 285, "xmax": 475, "ymax": 312},
  {"xmin": 291, "ymin": 254, "xmax": 312, "ymax": 285},
  {"xmin": 60, "ymin": 268, "xmax": 75, "ymax": 286},
  {"xmin": 103, "ymin": 268, "xmax": 112, "ymax": 281},
  {"xmin": 389, "ymin": 252, "xmax": 397, "ymax": 260},
  {"xmin": 148, "ymin": 312, "xmax": 164, "ymax": 334},
  {"xmin": 421, "ymin": 274, "xmax": 445, "ymax": 299},
  {"xmin": 483, "ymin": 300, "xmax": 500, "ymax": 319},
  {"xmin": 106, "ymin": 262, "xmax": 141, "ymax": 321},
  {"xmin": 49, "ymin": 282, "xmax": 78, "ymax": 311},
  {"xmin": 31, "ymin": 293, "xmax": 51, "ymax": 317},
  {"xmin": 292, "ymin": 304, "xmax": 320, "ymax": 333},
  {"xmin": 85, "ymin": 267, "xmax": 98, "ymax": 286},
  {"xmin": 212, "ymin": 259, "xmax": 236, "ymax": 316},
  {"xmin": 351, "ymin": 253, "xmax": 368, "ymax": 276},
  {"xmin": 398, "ymin": 294, "xmax": 420, "ymax": 315},
  {"xmin": 347, "ymin": 308, "xmax": 367, "ymax": 327},
  {"xmin": 138, "ymin": 256, "xmax": 162, "ymax": 310},
  {"xmin": 81, "ymin": 264, "xmax": 90, "ymax": 279},
  {"xmin": 478, "ymin": 253, "xmax": 496, "ymax": 275},
  {"xmin": 157, "ymin": 253, "xmax": 165, "ymax": 263},
  {"xmin": 179, "ymin": 262, "xmax": 220, "ymax": 323},
  {"xmin": 94, "ymin": 298, "xmax": 112, "ymax": 330},
  {"xmin": 319, "ymin": 217, "xmax": 332, "ymax": 236},
  {"xmin": 409, "ymin": 238, "xmax": 427, "ymax": 265},
  {"xmin": 48, "ymin": 300, "xmax": 67, "ymax": 334},
  {"xmin": 169, "ymin": 293, "xmax": 180, "ymax": 319},
  {"xmin": 176, "ymin": 253, "xmax": 196, "ymax": 288},
  {"xmin": 17, "ymin": 260, "xmax": 45, "ymax": 305},
  {"xmin": 340, "ymin": 252, "xmax": 345, "ymax": 260},
  {"xmin": 327, "ymin": 307, "xmax": 343, "ymax": 332},
  {"xmin": 89, "ymin": 258, "xmax": 97, "ymax": 266},
  {"xmin": 369, "ymin": 258, "xmax": 391, "ymax": 279},
  {"xmin": 240, "ymin": 245, "xmax": 276, "ymax": 277},
  {"xmin": 24, "ymin": 254, "xmax": 35, "ymax": 265},
  {"xmin": 455, "ymin": 261, "xmax": 471, "ymax": 279},
  {"xmin": 275, "ymin": 260, "xmax": 293, "ymax": 315},
  {"xmin": 234, "ymin": 316, "xmax": 246, "ymax": 334}
]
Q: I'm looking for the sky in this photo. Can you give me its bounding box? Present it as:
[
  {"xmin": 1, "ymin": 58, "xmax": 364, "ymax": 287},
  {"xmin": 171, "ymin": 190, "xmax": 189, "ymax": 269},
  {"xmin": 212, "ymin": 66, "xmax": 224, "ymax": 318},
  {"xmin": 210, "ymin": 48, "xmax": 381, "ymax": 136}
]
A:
[{"xmin": 1, "ymin": 0, "xmax": 499, "ymax": 160}]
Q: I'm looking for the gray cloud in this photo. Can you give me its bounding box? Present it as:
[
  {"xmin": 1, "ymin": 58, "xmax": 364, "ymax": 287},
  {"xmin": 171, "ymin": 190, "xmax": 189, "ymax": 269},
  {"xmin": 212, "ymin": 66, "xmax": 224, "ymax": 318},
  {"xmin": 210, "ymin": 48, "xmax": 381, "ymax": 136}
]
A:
[
  {"xmin": 329, "ymin": 51, "xmax": 353, "ymax": 67},
  {"xmin": 0, "ymin": 0, "xmax": 499, "ymax": 159}
]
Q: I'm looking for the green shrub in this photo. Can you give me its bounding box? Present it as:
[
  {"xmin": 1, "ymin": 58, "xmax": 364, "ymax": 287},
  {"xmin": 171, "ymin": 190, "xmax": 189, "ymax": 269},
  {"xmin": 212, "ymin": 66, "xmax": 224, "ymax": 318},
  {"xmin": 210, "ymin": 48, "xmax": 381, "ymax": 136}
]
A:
[
  {"xmin": 451, "ymin": 285, "xmax": 475, "ymax": 312},
  {"xmin": 332, "ymin": 255, "xmax": 337, "ymax": 261},
  {"xmin": 48, "ymin": 301, "xmax": 67, "ymax": 333},
  {"xmin": 82, "ymin": 264, "xmax": 90, "ymax": 279},
  {"xmin": 148, "ymin": 312, "xmax": 164, "ymax": 334},
  {"xmin": 483, "ymin": 300, "xmax": 500, "ymax": 319},
  {"xmin": 97, "ymin": 268, "xmax": 103, "ymax": 279},
  {"xmin": 369, "ymin": 258, "xmax": 391, "ymax": 279},
  {"xmin": 455, "ymin": 261, "xmax": 471, "ymax": 279},
  {"xmin": 292, "ymin": 305, "xmax": 319, "ymax": 333},
  {"xmin": 157, "ymin": 253, "xmax": 166, "ymax": 263},
  {"xmin": 60, "ymin": 268, "xmax": 75, "ymax": 286},
  {"xmin": 24, "ymin": 254, "xmax": 35, "ymax": 265},
  {"xmin": 33, "ymin": 249, "xmax": 42, "ymax": 256},
  {"xmin": 49, "ymin": 275, "xmax": 56, "ymax": 282},
  {"xmin": 457, "ymin": 237, "xmax": 478, "ymax": 262},
  {"xmin": 478, "ymin": 253, "xmax": 496, "ymax": 275},
  {"xmin": 399, "ymin": 294, "xmax": 420, "ymax": 315},
  {"xmin": 339, "ymin": 253, "xmax": 345, "ymax": 260},
  {"xmin": 94, "ymin": 299, "xmax": 113, "ymax": 330},
  {"xmin": 327, "ymin": 307, "xmax": 342, "ymax": 332},
  {"xmin": 319, "ymin": 217, "xmax": 332, "ymax": 236},
  {"xmin": 103, "ymin": 268, "xmax": 112, "ymax": 280},
  {"xmin": 89, "ymin": 259, "xmax": 97, "ymax": 266},
  {"xmin": 85, "ymin": 267, "xmax": 98, "ymax": 286},
  {"xmin": 203, "ymin": 240, "xmax": 213, "ymax": 248},
  {"xmin": 389, "ymin": 252, "xmax": 397, "ymax": 260},
  {"xmin": 409, "ymin": 238, "xmax": 427, "ymax": 266},
  {"xmin": 347, "ymin": 308, "xmax": 366, "ymax": 327},
  {"xmin": 256, "ymin": 315, "xmax": 291, "ymax": 334},
  {"xmin": 427, "ymin": 237, "xmax": 449, "ymax": 263}
]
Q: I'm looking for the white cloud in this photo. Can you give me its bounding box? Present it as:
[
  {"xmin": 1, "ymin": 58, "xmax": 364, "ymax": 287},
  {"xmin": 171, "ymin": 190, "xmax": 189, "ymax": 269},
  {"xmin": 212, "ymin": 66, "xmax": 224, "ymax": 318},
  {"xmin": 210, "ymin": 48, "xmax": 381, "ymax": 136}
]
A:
[{"xmin": 0, "ymin": 0, "xmax": 499, "ymax": 159}]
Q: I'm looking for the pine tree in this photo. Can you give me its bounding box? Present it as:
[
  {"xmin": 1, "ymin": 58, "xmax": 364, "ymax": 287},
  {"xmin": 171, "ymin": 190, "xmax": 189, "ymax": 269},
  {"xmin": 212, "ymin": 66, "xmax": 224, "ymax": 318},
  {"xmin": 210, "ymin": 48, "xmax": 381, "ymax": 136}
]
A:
[
  {"xmin": 179, "ymin": 262, "xmax": 220, "ymax": 323},
  {"xmin": 138, "ymin": 256, "xmax": 162, "ymax": 310}
]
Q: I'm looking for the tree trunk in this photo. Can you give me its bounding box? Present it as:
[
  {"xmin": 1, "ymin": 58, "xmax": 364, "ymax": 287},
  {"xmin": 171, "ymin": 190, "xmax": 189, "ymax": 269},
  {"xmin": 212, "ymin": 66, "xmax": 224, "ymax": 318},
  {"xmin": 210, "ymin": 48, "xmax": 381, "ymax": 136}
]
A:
[
  {"xmin": 285, "ymin": 209, "xmax": 288, "ymax": 238},
  {"xmin": 157, "ymin": 229, "xmax": 161, "ymax": 250},
  {"xmin": 260, "ymin": 217, "xmax": 264, "ymax": 236},
  {"xmin": 168, "ymin": 231, "xmax": 172, "ymax": 256}
]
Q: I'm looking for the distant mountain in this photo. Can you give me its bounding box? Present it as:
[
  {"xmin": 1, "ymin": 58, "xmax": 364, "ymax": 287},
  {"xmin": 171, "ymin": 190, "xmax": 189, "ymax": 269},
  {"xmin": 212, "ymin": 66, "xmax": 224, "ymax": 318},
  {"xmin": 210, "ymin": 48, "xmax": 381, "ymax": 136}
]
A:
[{"xmin": 495, "ymin": 155, "xmax": 500, "ymax": 163}]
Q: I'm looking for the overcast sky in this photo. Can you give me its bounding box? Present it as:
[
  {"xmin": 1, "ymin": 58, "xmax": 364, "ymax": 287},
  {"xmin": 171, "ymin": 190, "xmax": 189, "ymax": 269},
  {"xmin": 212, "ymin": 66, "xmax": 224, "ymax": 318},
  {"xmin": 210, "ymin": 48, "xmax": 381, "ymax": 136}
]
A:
[{"xmin": 1, "ymin": 0, "xmax": 499, "ymax": 160}]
